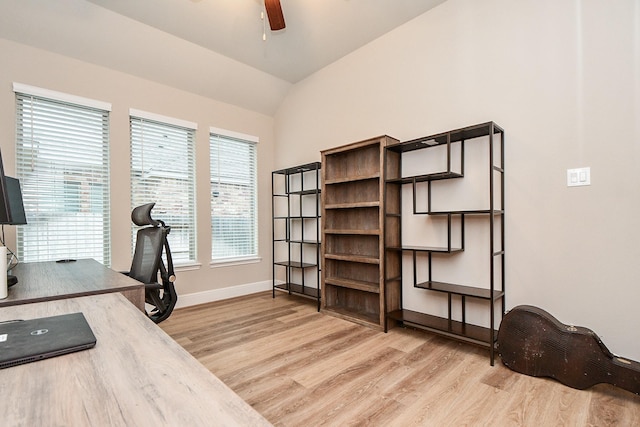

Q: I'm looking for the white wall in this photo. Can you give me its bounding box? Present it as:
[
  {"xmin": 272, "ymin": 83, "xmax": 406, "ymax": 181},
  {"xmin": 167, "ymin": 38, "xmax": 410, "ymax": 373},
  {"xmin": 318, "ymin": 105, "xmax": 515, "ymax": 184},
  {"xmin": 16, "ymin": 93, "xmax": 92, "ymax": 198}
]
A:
[
  {"xmin": 1, "ymin": 0, "xmax": 638, "ymax": 361},
  {"xmin": 275, "ymin": 0, "xmax": 640, "ymax": 359},
  {"xmin": 0, "ymin": 38, "xmax": 275, "ymax": 297}
]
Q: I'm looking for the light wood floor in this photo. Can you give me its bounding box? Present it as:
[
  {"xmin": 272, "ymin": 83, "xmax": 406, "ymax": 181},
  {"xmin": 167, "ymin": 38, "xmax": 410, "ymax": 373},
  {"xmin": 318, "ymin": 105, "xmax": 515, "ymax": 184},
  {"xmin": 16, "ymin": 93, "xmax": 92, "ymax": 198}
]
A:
[{"xmin": 160, "ymin": 291, "xmax": 640, "ymax": 426}]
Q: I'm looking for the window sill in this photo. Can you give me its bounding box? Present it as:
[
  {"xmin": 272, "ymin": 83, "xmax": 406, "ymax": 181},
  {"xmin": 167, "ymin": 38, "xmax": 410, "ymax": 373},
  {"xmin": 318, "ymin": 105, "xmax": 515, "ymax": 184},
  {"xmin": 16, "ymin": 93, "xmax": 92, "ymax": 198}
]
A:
[
  {"xmin": 174, "ymin": 262, "xmax": 202, "ymax": 272},
  {"xmin": 210, "ymin": 256, "xmax": 262, "ymax": 268}
]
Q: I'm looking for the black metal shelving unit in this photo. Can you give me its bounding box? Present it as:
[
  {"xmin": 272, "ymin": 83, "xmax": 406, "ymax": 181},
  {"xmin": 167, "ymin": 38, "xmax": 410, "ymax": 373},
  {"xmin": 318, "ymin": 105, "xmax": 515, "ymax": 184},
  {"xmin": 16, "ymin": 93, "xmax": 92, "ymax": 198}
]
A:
[
  {"xmin": 272, "ymin": 162, "xmax": 322, "ymax": 310},
  {"xmin": 385, "ymin": 122, "xmax": 505, "ymax": 365}
]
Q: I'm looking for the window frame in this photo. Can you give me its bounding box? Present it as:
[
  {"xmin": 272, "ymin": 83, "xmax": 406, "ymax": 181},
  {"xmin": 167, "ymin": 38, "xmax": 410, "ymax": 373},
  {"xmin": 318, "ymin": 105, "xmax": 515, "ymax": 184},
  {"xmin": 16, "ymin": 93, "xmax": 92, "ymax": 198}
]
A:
[
  {"xmin": 209, "ymin": 127, "xmax": 259, "ymax": 267},
  {"xmin": 129, "ymin": 109, "xmax": 198, "ymax": 266},
  {"xmin": 13, "ymin": 83, "xmax": 112, "ymax": 265}
]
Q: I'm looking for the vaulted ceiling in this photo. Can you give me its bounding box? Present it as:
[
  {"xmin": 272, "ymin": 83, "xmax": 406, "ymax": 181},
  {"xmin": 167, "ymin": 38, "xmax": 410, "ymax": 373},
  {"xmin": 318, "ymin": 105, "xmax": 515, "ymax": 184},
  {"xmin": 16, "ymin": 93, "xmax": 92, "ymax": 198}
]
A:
[{"xmin": 0, "ymin": 0, "xmax": 447, "ymax": 114}]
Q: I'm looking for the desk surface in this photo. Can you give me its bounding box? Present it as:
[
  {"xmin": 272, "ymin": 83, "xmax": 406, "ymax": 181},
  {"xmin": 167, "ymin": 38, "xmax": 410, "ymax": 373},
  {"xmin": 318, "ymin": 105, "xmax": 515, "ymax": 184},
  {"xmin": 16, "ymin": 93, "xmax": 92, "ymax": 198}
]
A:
[
  {"xmin": 0, "ymin": 292, "xmax": 271, "ymax": 426},
  {"xmin": 1, "ymin": 259, "xmax": 144, "ymax": 309}
]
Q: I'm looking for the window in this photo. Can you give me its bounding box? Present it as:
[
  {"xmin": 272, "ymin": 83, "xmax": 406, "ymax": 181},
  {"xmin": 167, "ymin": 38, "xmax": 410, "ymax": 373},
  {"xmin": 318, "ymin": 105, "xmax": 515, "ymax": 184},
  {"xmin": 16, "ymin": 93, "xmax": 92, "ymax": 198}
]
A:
[
  {"xmin": 14, "ymin": 84, "xmax": 111, "ymax": 264},
  {"xmin": 130, "ymin": 110, "xmax": 196, "ymax": 265},
  {"xmin": 210, "ymin": 129, "xmax": 258, "ymax": 261}
]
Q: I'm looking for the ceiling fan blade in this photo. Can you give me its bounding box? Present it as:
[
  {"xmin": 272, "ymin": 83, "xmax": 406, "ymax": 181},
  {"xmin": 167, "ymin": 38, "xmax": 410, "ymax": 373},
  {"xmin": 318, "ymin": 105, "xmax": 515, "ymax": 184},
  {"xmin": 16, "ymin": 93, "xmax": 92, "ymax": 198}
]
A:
[{"xmin": 264, "ymin": 0, "xmax": 285, "ymax": 31}]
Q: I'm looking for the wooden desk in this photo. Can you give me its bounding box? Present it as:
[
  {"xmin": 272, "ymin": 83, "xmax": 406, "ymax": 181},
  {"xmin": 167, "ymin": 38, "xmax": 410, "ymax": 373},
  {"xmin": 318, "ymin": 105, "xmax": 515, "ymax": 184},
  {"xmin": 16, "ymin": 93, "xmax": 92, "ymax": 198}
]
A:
[
  {"xmin": 0, "ymin": 293, "xmax": 271, "ymax": 426},
  {"xmin": 1, "ymin": 259, "xmax": 144, "ymax": 310}
]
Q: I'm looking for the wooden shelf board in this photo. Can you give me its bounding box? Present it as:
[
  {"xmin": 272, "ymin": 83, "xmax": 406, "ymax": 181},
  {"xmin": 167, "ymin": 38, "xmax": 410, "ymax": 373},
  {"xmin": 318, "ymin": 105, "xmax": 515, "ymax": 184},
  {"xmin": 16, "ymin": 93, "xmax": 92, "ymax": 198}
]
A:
[
  {"xmin": 324, "ymin": 253, "xmax": 379, "ymax": 264},
  {"xmin": 324, "ymin": 277, "xmax": 380, "ymax": 293},
  {"xmin": 415, "ymin": 281, "xmax": 504, "ymax": 300},
  {"xmin": 387, "ymin": 171, "xmax": 463, "ymax": 184},
  {"xmin": 273, "ymin": 162, "xmax": 321, "ymax": 175},
  {"xmin": 274, "ymin": 283, "xmax": 320, "ymax": 299},
  {"xmin": 323, "ymin": 229, "xmax": 380, "ymax": 236},
  {"xmin": 274, "ymin": 261, "xmax": 317, "ymax": 269},
  {"xmin": 288, "ymin": 240, "xmax": 321, "ymax": 245},
  {"xmin": 388, "ymin": 309, "xmax": 497, "ymax": 347},
  {"xmin": 273, "ymin": 190, "xmax": 321, "ymax": 196},
  {"xmin": 324, "ymin": 201, "xmax": 380, "ymax": 209},
  {"xmin": 322, "ymin": 306, "xmax": 380, "ymax": 327},
  {"xmin": 416, "ymin": 209, "xmax": 504, "ymax": 216},
  {"xmin": 324, "ymin": 173, "xmax": 380, "ymax": 185},
  {"xmin": 386, "ymin": 245, "xmax": 463, "ymax": 254},
  {"xmin": 287, "ymin": 189, "xmax": 322, "ymax": 196},
  {"xmin": 387, "ymin": 122, "xmax": 503, "ymax": 153}
]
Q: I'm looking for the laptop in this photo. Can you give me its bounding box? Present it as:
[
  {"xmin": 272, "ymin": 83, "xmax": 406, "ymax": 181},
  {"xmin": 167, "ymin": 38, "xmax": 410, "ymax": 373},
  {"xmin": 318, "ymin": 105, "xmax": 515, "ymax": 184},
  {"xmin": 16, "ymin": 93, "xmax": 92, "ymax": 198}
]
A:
[{"xmin": 0, "ymin": 312, "xmax": 97, "ymax": 369}]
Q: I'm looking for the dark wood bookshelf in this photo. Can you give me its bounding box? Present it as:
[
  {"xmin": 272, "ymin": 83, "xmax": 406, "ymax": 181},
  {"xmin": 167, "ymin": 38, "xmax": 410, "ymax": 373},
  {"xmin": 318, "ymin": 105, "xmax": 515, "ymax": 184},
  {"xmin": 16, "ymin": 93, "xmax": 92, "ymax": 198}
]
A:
[{"xmin": 321, "ymin": 136, "xmax": 401, "ymax": 331}]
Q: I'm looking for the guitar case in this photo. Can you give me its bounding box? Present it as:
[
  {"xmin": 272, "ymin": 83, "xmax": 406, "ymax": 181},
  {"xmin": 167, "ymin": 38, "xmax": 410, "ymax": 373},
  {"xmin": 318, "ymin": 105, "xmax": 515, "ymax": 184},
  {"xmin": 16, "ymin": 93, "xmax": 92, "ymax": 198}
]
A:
[{"xmin": 497, "ymin": 305, "xmax": 639, "ymax": 395}]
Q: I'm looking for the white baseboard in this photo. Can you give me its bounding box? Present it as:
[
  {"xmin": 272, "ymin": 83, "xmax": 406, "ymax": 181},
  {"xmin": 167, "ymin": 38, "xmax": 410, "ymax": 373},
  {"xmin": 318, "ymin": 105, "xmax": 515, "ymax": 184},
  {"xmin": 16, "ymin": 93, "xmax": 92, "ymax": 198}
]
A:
[{"xmin": 174, "ymin": 280, "xmax": 273, "ymax": 309}]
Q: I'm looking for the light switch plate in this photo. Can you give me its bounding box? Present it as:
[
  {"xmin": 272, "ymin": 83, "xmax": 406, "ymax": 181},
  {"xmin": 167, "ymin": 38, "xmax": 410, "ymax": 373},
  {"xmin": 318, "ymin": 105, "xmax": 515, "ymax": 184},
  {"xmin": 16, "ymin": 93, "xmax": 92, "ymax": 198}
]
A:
[{"xmin": 567, "ymin": 167, "xmax": 590, "ymax": 187}]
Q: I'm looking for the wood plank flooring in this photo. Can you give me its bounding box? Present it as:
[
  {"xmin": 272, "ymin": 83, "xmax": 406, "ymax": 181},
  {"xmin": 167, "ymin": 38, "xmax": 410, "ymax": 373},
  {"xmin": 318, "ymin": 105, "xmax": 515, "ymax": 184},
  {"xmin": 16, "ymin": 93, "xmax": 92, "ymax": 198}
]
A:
[{"xmin": 160, "ymin": 291, "xmax": 640, "ymax": 426}]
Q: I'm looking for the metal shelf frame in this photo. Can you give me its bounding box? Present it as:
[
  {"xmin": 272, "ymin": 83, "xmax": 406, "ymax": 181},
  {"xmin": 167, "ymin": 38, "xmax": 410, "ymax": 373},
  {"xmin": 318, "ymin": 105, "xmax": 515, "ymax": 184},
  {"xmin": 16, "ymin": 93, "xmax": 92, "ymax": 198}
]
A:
[
  {"xmin": 272, "ymin": 162, "xmax": 322, "ymax": 311},
  {"xmin": 385, "ymin": 122, "xmax": 505, "ymax": 365}
]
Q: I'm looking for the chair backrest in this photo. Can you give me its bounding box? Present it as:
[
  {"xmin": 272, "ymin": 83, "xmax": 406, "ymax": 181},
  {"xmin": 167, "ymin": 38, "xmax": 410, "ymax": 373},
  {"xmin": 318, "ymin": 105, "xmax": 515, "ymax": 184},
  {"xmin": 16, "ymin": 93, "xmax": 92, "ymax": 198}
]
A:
[
  {"xmin": 129, "ymin": 226, "xmax": 165, "ymax": 284},
  {"xmin": 128, "ymin": 203, "xmax": 177, "ymax": 323},
  {"xmin": 128, "ymin": 202, "xmax": 173, "ymax": 285}
]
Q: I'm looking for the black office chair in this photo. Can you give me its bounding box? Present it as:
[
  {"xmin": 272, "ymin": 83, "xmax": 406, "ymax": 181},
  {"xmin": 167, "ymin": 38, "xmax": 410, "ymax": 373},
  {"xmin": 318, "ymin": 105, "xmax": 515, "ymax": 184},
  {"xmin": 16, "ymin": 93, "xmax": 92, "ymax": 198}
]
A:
[{"xmin": 125, "ymin": 203, "xmax": 177, "ymax": 323}]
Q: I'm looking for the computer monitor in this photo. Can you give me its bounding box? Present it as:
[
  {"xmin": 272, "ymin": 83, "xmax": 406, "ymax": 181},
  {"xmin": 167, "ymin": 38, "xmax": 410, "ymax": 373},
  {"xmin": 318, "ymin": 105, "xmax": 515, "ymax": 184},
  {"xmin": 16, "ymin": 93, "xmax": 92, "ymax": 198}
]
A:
[
  {"xmin": 3, "ymin": 177, "xmax": 27, "ymax": 226},
  {"xmin": 0, "ymin": 150, "xmax": 12, "ymax": 224},
  {"xmin": 0, "ymin": 149, "xmax": 27, "ymax": 287}
]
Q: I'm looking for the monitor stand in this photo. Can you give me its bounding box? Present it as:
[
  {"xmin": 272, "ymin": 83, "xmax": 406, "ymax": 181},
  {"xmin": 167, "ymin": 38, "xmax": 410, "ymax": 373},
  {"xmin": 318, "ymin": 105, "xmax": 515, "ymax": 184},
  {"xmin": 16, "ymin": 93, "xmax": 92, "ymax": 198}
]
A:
[{"xmin": 7, "ymin": 274, "xmax": 17, "ymax": 287}]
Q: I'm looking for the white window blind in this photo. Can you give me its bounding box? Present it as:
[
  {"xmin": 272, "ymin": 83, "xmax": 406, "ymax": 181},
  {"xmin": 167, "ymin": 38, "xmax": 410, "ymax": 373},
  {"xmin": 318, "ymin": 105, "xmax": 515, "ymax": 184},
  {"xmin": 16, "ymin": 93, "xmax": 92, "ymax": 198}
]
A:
[
  {"xmin": 210, "ymin": 131, "xmax": 257, "ymax": 260},
  {"xmin": 14, "ymin": 92, "xmax": 111, "ymax": 264},
  {"xmin": 130, "ymin": 114, "xmax": 196, "ymax": 264}
]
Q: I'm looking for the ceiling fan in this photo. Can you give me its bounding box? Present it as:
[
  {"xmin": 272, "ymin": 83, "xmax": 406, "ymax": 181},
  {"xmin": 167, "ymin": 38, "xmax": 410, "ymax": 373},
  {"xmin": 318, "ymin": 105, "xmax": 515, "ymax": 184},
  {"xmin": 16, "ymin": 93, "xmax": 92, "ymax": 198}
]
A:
[
  {"xmin": 264, "ymin": 0, "xmax": 285, "ymax": 31},
  {"xmin": 189, "ymin": 0, "xmax": 285, "ymax": 32}
]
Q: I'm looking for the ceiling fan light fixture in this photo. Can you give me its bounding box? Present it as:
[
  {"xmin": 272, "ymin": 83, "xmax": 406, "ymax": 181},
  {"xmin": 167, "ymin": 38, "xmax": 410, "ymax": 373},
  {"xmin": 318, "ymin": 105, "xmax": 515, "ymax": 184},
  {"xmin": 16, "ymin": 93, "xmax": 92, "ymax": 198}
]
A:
[{"xmin": 264, "ymin": 0, "xmax": 285, "ymax": 31}]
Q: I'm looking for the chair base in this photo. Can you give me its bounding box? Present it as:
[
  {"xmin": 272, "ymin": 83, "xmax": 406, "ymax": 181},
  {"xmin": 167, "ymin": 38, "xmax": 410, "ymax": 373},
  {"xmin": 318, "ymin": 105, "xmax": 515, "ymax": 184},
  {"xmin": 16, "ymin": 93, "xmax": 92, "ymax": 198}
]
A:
[{"xmin": 145, "ymin": 281, "xmax": 177, "ymax": 323}]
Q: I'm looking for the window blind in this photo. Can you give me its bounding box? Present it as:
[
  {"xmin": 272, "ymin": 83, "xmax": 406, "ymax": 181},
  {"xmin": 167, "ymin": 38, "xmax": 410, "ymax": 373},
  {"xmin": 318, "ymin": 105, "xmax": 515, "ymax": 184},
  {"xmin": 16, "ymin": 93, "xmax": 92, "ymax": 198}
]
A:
[
  {"xmin": 210, "ymin": 132, "xmax": 257, "ymax": 260},
  {"xmin": 130, "ymin": 115, "xmax": 196, "ymax": 264},
  {"xmin": 15, "ymin": 92, "xmax": 111, "ymax": 264}
]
